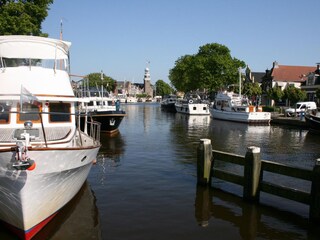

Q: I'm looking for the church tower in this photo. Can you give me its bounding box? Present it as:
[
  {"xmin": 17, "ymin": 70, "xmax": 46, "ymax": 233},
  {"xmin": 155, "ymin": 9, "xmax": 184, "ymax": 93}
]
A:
[{"xmin": 143, "ymin": 62, "xmax": 153, "ymax": 98}]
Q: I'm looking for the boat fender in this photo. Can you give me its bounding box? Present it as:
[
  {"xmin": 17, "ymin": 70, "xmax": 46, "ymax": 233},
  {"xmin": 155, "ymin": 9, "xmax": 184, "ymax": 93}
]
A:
[
  {"xmin": 27, "ymin": 160, "xmax": 36, "ymax": 171},
  {"xmin": 189, "ymin": 99, "xmax": 193, "ymax": 104}
]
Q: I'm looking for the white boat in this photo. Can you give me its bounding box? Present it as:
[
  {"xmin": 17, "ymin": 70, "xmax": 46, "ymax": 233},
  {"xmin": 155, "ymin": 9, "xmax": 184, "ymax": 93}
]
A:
[
  {"xmin": 210, "ymin": 91, "xmax": 271, "ymax": 124},
  {"xmin": 175, "ymin": 93, "xmax": 210, "ymax": 115},
  {"xmin": 0, "ymin": 35, "xmax": 101, "ymax": 239},
  {"xmin": 126, "ymin": 96, "xmax": 137, "ymax": 103}
]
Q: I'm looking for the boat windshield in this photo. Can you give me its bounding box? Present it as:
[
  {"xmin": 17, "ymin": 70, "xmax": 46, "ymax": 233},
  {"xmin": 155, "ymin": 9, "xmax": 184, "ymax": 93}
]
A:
[{"xmin": 0, "ymin": 57, "xmax": 68, "ymax": 71}]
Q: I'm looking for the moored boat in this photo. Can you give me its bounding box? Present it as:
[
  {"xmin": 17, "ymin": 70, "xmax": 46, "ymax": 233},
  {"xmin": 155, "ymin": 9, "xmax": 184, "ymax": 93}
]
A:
[
  {"xmin": 305, "ymin": 110, "xmax": 320, "ymax": 134},
  {"xmin": 0, "ymin": 35, "xmax": 101, "ymax": 239},
  {"xmin": 175, "ymin": 92, "xmax": 210, "ymax": 115},
  {"xmin": 209, "ymin": 91, "xmax": 271, "ymax": 124},
  {"xmin": 161, "ymin": 94, "xmax": 177, "ymax": 112},
  {"xmin": 76, "ymin": 80, "xmax": 127, "ymax": 135}
]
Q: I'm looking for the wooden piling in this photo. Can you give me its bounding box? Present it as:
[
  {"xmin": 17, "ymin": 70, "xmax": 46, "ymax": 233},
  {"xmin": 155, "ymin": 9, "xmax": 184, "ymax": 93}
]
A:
[
  {"xmin": 197, "ymin": 139, "xmax": 212, "ymax": 186},
  {"xmin": 310, "ymin": 158, "xmax": 320, "ymax": 222},
  {"xmin": 243, "ymin": 146, "xmax": 261, "ymax": 202}
]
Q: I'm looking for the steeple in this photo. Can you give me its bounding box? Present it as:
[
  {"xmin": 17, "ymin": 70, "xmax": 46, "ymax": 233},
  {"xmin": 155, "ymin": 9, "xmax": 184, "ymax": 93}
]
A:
[{"xmin": 143, "ymin": 61, "xmax": 153, "ymax": 98}]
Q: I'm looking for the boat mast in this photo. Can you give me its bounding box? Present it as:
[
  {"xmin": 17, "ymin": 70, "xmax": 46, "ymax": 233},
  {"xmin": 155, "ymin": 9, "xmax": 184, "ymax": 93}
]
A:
[{"xmin": 238, "ymin": 67, "xmax": 242, "ymax": 98}]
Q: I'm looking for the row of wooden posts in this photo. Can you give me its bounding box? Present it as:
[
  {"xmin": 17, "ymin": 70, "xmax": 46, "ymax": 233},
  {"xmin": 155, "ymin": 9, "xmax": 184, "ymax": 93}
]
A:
[{"xmin": 197, "ymin": 138, "xmax": 320, "ymax": 222}]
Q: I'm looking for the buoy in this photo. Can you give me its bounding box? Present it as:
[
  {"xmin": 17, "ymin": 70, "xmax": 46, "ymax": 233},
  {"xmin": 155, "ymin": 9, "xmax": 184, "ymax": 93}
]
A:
[
  {"xmin": 189, "ymin": 99, "xmax": 193, "ymax": 104},
  {"xmin": 27, "ymin": 160, "xmax": 36, "ymax": 171}
]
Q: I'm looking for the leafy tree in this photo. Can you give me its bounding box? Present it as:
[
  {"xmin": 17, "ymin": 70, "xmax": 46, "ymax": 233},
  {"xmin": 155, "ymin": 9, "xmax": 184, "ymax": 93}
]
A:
[
  {"xmin": 266, "ymin": 85, "xmax": 284, "ymax": 106},
  {"xmin": 169, "ymin": 43, "xmax": 245, "ymax": 93},
  {"xmin": 283, "ymin": 85, "xmax": 306, "ymax": 106},
  {"xmin": 86, "ymin": 72, "xmax": 116, "ymax": 93},
  {"xmin": 155, "ymin": 79, "xmax": 174, "ymax": 96},
  {"xmin": 243, "ymin": 82, "xmax": 262, "ymax": 99},
  {"xmin": 0, "ymin": 0, "xmax": 53, "ymax": 36}
]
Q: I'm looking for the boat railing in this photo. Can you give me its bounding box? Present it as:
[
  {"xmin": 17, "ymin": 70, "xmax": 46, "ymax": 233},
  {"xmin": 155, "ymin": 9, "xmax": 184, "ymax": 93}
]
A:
[
  {"xmin": 0, "ymin": 110, "xmax": 101, "ymax": 146},
  {"xmin": 86, "ymin": 117, "xmax": 101, "ymax": 144}
]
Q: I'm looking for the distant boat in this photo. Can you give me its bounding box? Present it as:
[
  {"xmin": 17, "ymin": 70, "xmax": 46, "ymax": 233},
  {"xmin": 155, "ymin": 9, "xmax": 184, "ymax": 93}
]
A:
[
  {"xmin": 76, "ymin": 82, "xmax": 126, "ymax": 135},
  {"xmin": 209, "ymin": 91, "xmax": 271, "ymax": 124},
  {"xmin": 0, "ymin": 35, "xmax": 101, "ymax": 240},
  {"xmin": 161, "ymin": 94, "xmax": 177, "ymax": 113},
  {"xmin": 175, "ymin": 92, "xmax": 210, "ymax": 115}
]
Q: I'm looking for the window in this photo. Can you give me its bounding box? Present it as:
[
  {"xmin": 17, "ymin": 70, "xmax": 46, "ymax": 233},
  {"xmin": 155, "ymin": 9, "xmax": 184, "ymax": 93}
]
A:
[
  {"xmin": 49, "ymin": 102, "xmax": 71, "ymax": 122},
  {"xmin": 18, "ymin": 103, "xmax": 41, "ymax": 123},
  {"xmin": 0, "ymin": 102, "xmax": 11, "ymax": 124}
]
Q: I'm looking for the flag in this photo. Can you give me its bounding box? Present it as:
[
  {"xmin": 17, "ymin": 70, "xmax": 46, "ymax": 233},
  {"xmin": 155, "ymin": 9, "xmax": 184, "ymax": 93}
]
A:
[{"xmin": 20, "ymin": 85, "xmax": 41, "ymax": 112}]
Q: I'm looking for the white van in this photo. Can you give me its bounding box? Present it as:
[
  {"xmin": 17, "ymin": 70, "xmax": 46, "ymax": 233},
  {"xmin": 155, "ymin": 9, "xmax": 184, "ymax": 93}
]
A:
[{"xmin": 285, "ymin": 101, "xmax": 317, "ymax": 117}]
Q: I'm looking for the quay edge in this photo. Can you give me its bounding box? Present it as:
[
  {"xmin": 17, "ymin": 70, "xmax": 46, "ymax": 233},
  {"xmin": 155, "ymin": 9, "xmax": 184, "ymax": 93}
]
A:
[{"xmin": 270, "ymin": 114, "xmax": 308, "ymax": 128}]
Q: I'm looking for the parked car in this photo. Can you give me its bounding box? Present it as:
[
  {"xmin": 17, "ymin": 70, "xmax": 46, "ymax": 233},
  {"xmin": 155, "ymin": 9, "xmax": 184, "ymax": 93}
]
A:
[{"xmin": 285, "ymin": 101, "xmax": 317, "ymax": 117}]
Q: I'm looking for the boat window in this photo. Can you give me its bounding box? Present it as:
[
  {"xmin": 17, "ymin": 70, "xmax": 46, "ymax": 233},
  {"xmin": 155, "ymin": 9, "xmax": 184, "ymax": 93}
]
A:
[
  {"xmin": 0, "ymin": 102, "xmax": 11, "ymax": 124},
  {"xmin": 17, "ymin": 103, "xmax": 41, "ymax": 123},
  {"xmin": 88, "ymin": 101, "xmax": 94, "ymax": 106},
  {"xmin": 2, "ymin": 58, "xmax": 69, "ymax": 71},
  {"xmin": 49, "ymin": 102, "xmax": 71, "ymax": 122}
]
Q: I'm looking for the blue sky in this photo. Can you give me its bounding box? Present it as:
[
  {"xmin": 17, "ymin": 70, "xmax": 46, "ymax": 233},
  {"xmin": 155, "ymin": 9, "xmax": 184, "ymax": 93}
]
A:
[{"xmin": 42, "ymin": 0, "xmax": 320, "ymax": 84}]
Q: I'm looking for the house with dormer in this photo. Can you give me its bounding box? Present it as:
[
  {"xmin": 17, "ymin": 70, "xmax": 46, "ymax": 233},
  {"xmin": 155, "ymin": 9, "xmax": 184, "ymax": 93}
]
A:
[
  {"xmin": 301, "ymin": 64, "xmax": 320, "ymax": 102},
  {"xmin": 260, "ymin": 61, "xmax": 316, "ymax": 105}
]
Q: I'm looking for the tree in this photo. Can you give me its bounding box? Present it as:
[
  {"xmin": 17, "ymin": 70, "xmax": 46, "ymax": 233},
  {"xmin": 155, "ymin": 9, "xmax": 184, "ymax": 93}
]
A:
[
  {"xmin": 0, "ymin": 0, "xmax": 53, "ymax": 36},
  {"xmin": 155, "ymin": 80, "xmax": 174, "ymax": 97},
  {"xmin": 86, "ymin": 72, "xmax": 116, "ymax": 93},
  {"xmin": 243, "ymin": 82, "xmax": 262, "ymax": 100},
  {"xmin": 169, "ymin": 43, "xmax": 245, "ymax": 93},
  {"xmin": 266, "ymin": 85, "xmax": 284, "ymax": 106},
  {"xmin": 283, "ymin": 85, "xmax": 306, "ymax": 106}
]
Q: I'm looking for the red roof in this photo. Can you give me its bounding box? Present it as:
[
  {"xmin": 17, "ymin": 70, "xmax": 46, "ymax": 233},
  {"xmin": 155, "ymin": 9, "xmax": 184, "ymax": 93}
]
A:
[{"xmin": 272, "ymin": 65, "xmax": 316, "ymax": 82}]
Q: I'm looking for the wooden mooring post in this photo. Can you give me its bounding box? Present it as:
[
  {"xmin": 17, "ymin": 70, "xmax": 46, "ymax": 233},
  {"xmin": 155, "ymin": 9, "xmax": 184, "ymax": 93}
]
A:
[
  {"xmin": 197, "ymin": 139, "xmax": 212, "ymax": 185},
  {"xmin": 243, "ymin": 146, "xmax": 261, "ymax": 202},
  {"xmin": 196, "ymin": 139, "xmax": 320, "ymax": 222},
  {"xmin": 310, "ymin": 158, "xmax": 320, "ymax": 222}
]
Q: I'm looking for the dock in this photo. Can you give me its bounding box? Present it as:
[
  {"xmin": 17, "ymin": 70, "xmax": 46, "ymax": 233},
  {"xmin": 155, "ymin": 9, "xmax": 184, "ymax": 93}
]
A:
[
  {"xmin": 197, "ymin": 139, "xmax": 320, "ymax": 222},
  {"xmin": 270, "ymin": 114, "xmax": 308, "ymax": 128}
]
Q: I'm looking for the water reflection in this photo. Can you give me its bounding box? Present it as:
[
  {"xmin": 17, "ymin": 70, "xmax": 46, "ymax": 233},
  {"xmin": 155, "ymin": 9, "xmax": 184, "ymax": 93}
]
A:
[
  {"xmin": 99, "ymin": 132, "xmax": 126, "ymax": 159},
  {"xmin": 195, "ymin": 185, "xmax": 320, "ymax": 240},
  {"xmin": 0, "ymin": 182, "xmax": 101, "ymax": 240}
]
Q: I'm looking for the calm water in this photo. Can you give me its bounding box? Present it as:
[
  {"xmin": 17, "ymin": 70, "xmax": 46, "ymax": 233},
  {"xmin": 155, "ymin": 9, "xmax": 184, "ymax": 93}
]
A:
[{"xmin": 2, "ymin": 103, "xmax": 320, "ymax": 240}]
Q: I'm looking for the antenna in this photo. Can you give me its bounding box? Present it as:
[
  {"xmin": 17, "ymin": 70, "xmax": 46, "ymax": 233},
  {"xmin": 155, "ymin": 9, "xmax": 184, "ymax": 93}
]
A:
[{"xmin": 60, "ymin": 19, "xmax": 63, "ymax": 40}]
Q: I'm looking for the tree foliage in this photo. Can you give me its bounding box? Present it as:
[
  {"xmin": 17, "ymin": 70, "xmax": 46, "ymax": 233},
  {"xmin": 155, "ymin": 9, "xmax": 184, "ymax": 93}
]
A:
[
  {"xmin": 86, "ymin": 72, "xmax": 116, "ymax": 93},
  {"xmin": 267, "ymin": 86, "xmax": 284, "ymax": 105},
  {"xmin": 155, "ymin": 79, "xmax": 174, "ymax": 96},
  {"xmin": 0, "ymin": 0, "xmax": 53, "ymax": 36},
  {"xmin": 243, "ymin": 82, "xmax": 262, "ymax": 99},
  {"xmin": 283, "ymin": 85, "xmax": 306, "ymax": 105},
  {"xmin": 169, "ymin": 43, "xmax": 245, "ymax": 93}
]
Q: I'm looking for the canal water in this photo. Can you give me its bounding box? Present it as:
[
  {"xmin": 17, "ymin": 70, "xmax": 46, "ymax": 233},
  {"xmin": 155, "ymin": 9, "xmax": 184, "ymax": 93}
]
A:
[{"xmin": 1, "ymin": 103, "xmax": 320, "ymax": 239}]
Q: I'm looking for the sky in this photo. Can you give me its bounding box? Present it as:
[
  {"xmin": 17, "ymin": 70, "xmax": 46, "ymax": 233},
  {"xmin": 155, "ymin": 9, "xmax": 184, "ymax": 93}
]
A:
[{"xmin": 42, "ymin": 0, "xmax": 320, "ymax": 84}]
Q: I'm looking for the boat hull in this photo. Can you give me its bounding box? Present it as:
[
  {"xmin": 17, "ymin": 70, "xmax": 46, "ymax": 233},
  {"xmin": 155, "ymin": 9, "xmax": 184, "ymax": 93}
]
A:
[
  {"xmin": 89, "ymin": 111, "xmax": 126, "ymax": 134},
  {"xmin": 210, "ymin": 108, "xmax": 271, "ymax": 124},
  {"xmin": 0, "ymin": 146, "xmax": 100, "ymax": 240},
  {"xmin": 161, "ymin": 103, "xmax": 177, "ymax": 113},
  {"xmin": 305, "ymin": 114, "xmax": 320, "ymax": 134},
  {"xmin": 175, "ymin": 103, "xmax": 210, "ymax": 115}
]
